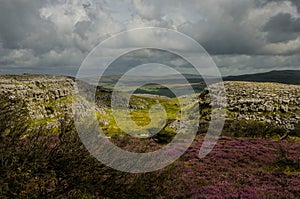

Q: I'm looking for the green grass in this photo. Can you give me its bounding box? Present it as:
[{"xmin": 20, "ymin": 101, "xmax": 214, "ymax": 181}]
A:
[{"xmin": 96, "ymin": 94, "xmax": 181, "ymax": 137}]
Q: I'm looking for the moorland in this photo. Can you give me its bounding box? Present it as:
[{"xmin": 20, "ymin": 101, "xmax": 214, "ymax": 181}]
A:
[{"xmin": 0, "ymin": 70, "xmax": 299, "ymax": 198}]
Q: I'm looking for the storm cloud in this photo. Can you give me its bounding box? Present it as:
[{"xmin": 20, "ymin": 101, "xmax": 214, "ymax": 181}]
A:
[
  {"xmin": 263, "ymin": 13, "xmax": 300, "ymax": 43},
  {"xmin": 0, "ymin": 0, "xmax": 299, "ymax": 76}
]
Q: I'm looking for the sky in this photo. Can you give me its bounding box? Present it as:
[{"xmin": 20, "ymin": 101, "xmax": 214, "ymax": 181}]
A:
[{"xmin": 0, "ymin": 0, "xmax": 299, "ymax": 76}]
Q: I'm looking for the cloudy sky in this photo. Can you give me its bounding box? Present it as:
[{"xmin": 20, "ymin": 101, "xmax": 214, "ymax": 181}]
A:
[{"xmin": 0, "ymin": 0, "xmax": 299, "ymax": 76}]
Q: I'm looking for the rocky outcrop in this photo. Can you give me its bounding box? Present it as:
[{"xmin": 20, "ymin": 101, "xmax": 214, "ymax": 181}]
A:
[
  {"xmin": 1, "ymin": 75, "xmax": 300, "ymax": 134},
  {"xmin": 0, "ymin": 75, "xmax": 147, "ymax": 130},
  {"xmin": 199, "ymin": 81, "xmax": 300, "ymax": 131},
  {"xmin": 0, "ymin": 75, "xmax": 79, "ymax": 129}
]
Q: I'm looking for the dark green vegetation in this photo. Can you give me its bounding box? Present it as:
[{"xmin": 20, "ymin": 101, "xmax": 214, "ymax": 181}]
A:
[
  {"xmin": 134, "ymin": 84, "xmax": 178, "ymax": 98},
  {"xmin": 90, "ymin": 74, "xmax": 206, "ymax": 97},
  {"xmin": 133, "ymin": 83, "xmax": 205, "ymax": 98},
  {"xmin": 1, "ymin": 74, "xmax": 300, "ymax": 198},
  {"xmin": 1, "ymin": 87, "xmax": 300, "ymax": 198}
]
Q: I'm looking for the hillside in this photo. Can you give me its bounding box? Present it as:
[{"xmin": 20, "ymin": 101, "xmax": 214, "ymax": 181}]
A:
[
  {"xmin": 0, "ymin": 74, "xmax": 299, "ymax": 198},
  {"xmin": 0, "ymin": 75, "xmax": 181, "ymax": 136},
  {"xmin": 224, "ymin": 70, "xmax": 300, "ymax": 85},
  {"xmin": 1, "ymin": 75, "xmax": 300, "ymax": 135}
]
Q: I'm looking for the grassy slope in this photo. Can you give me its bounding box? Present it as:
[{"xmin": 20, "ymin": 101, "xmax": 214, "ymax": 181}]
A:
[{"xmin": 96, "ymin": 93, "xmax": 181, "ymax": 137}]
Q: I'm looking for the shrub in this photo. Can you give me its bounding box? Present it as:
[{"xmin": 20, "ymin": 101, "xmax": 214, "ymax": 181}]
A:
[{"xmin": 221, "ymin": 119, "xmax": 287, "ymax": 138}]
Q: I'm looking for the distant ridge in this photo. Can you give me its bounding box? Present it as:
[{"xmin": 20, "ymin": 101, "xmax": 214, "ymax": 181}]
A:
[{"xmin": 223, "ymin": 70, "xmax": 300, "ymax": 85}]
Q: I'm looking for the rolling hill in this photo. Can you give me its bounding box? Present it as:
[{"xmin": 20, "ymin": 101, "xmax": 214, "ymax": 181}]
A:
[{"xmin": 223, "ymin": 70, "xmax": 300, "ymax": 85}]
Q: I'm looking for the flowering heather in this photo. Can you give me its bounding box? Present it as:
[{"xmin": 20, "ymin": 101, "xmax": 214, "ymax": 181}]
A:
[
  {"xmin": 1, "ymin": 96, "xmax": 299, "ymax": 198},
  {"xmin": 1, "ymin": 127, "xmax": 299, "ymax": 198},
  {"xmin": 174, "ymin": 135, "xmax": 300, "ymax": 198}
]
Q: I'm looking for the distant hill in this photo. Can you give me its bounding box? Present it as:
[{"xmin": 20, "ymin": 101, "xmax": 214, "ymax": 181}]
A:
[
  {"xmin": 82, "ymin": 70, "xmax": 300, "ymax": 86},
  {"xmin": 223, "ymin": 70, "xmax": 300, "ymax": 85},
  {"xmin": 79, "ymin": 70, "xmax": 300, "ymax": 97}
]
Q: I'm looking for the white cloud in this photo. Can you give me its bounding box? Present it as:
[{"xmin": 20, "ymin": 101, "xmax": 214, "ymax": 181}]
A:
[{"xmin": 260, "ymin": 37, "xmax": 300, "ymax": 54}]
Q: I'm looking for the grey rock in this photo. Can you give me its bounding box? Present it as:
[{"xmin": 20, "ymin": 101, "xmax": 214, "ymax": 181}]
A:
[{"xmin": 198, "ymin": 81, "xmax": 300, "ymax": 132}]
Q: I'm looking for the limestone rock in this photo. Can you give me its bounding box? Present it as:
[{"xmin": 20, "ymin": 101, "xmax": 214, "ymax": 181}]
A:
[{"xmin": 199, "ymin": 81, "xmax": 300, "ymax": 132}]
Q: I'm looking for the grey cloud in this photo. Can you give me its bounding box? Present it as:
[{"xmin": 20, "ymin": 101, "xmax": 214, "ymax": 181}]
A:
[
  {"xmin": 178, "ymin": 0, "xmax": 300, "ymax": 55},
  {"xmin": 214, "ymin": 53, "xmax": 300, "ymax": 76},
  {"xmin": 0, "ymin": 0, "xmax": 43, "ymax": 49},
  {"xmin": 262, "ymin": 13, "xmax": 300, "ymax": 43},
  {"xmin": 290, "ymin": 0, "xmax": 300, "ymax": 12},
  {"xmin": 0, "ymin": 0, "xmax": 299, "ymax": 76},
  {"xmin": 178, "ymin": 21, "xmax": 261, "ymax": 55},
  {"xmin": 264, "ymin": 0, "xmax": 300, "ymax": 12},
  {"xmin": 0, "ymin": 0, "xmax": 124, "ymax": 71},
  {"xmin": 104, "ymin": 49, "xmax": 194, "ymax": 76},
  {"xmin": 74, "ymin": 21, "xmax": 92, "ymax": 40}
]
